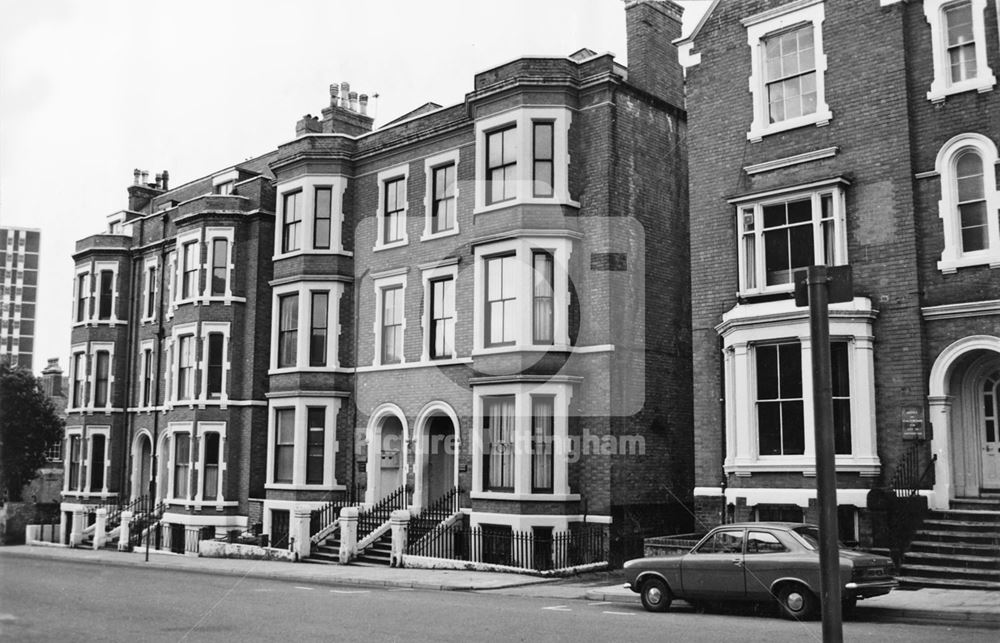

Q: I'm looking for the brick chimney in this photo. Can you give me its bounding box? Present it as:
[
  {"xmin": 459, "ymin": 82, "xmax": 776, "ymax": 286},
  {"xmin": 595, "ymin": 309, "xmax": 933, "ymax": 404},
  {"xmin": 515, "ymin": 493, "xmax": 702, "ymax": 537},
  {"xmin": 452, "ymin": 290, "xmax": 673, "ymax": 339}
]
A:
[
  {"xmin": 41, "ymin": 358, "xmax": 64, "ymax": 399},
  {"xmin": 319, "ymin": 81, "xmax": 375, "ymax": 136},
  {"xmin": 624, "ymin": 0, "xmax": 684, "ymax": 108},
  {"xmin": 296, "ymin": 114, "xmax": 323, "ymax": 137}
]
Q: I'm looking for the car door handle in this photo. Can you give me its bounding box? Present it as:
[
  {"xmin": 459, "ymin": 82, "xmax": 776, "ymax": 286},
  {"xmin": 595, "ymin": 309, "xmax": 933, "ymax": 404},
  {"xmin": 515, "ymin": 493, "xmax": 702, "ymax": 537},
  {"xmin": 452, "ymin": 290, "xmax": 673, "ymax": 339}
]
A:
[{"xmin": 732, "ymin": 559, "xmax": 743, "ymax": 567}]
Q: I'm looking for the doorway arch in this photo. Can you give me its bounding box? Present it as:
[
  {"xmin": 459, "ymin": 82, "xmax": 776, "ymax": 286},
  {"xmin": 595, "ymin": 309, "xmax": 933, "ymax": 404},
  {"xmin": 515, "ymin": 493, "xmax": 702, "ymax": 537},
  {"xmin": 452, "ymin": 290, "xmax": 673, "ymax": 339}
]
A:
[
  {"xmin": 131, "ymin": 430, "xmax": 153, "ymax": 501},
  {"xmin": 928, "ymin": 335, "xmax": 1000, "ymax": 508},
  {"xmin": 413, "ymin": 402, "xmax": 460, "ymax": 511},
  {"xmin": 364, "ymin": 404, "xmax": 409, "ymax": 505}
]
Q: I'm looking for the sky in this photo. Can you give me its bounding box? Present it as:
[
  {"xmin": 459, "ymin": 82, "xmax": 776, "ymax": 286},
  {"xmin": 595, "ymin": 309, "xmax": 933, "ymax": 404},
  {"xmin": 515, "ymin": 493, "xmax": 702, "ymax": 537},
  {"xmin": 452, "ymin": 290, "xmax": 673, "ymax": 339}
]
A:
[{"xmin": 0, "ymin": 0, "xmax": 709, "ymax": 373}]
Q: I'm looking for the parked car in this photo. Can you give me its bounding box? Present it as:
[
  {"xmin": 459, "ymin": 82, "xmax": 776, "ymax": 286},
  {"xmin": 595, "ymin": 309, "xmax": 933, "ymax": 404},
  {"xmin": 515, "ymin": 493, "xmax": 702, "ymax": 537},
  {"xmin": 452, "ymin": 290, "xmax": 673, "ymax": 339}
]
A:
[{"xmin": 623, "ymin": 522, "xmax": 898, "ymax": 619}]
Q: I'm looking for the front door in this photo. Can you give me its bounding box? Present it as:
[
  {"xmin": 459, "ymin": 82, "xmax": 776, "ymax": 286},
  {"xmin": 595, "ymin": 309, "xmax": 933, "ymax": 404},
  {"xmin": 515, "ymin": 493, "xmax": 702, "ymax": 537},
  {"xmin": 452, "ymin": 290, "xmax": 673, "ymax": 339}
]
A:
[{"xmin": 981, "ymin": 370, "xmax": 1000, "ymax": 490}]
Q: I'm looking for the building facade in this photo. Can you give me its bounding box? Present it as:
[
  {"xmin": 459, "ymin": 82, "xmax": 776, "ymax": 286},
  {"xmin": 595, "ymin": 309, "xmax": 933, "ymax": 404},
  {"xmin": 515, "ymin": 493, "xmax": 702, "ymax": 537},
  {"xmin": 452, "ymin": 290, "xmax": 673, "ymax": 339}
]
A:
[
  {"xmin": 60, "ymin": 161, "xmax": 277, "ymax": 551},
  {"xmin": 683, "ymin": 0, "xmax": 1000, "ymax": 547},
  {"xmin": 0, "ymin": 226, "xmax": 40, "ymax": 371},
  {"xmin": 61, "ymin": 0, "xmax": 692, "ymax": 562}
]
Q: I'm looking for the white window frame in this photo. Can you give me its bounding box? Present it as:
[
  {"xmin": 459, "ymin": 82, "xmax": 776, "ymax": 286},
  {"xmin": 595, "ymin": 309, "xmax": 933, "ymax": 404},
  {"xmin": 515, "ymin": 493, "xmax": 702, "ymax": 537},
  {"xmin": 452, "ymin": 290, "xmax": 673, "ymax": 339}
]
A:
[
  {"xmin": 174, "ymin": 229, "xmax": 202, "ymax": 307},
  {"xmin": 199, "ymin": 322, "xmax": 231, "ymax": 405},
  {"xmin": 273, "ymin": 175, "xmax": 350, "ymax": 258},
  {"xmin": 88, "ymin": 341, "xmax": 115, "ymax": 411},
  {"xmin": 471, "ymin": 380, "xmax": 577, "ymax": 500},
  {"xmin": 212, "ymin": 169, "xmax": 239, "ymax": 195},
  {"xmin": 138, "ymin": 339, "xmax": 155, "ymax": 409},
  {"xmin": 718, "ymin": 297, "xmax": 880, "ymax": 476},
  {"xmin": 204, "ymin": 227, "xmax": 242, "ymax": 303},
  {"xmin": 375, "ymin": 164, "xmax": 410, "ymax": 251},
  {"xmin": 93, "ymin": 261, "xmax": 121, "ymax": 324},
  {"xmin": 195, "ymin": 421, "xmax": 228, "ymax": 506},
  {"xmin": 265, "ymin": 397, "xmax": 342, "ymax": 489},
  {"xmin": 731, "ymin": 179, "xmax": 848, "ymax": 296},
  {"xmin": 72, "ymin": 265, "xmax": 90, "ymax": 326},
  {"xmin": 170, "ymin": 322, "xmax": 198, "ymax": 405},
  {"xmin": 68, "ymin": 343, "xmax": 87, "ymax": 411},
  {"xmin": 372, "ymin": 269, "xmax": 409, "ymax": 366},
  {"xmin": 744, "ymin": 0, "xmax": 832, "ymax": 142},
  {"xmin": 420, "ymin": 260, "xmax": 459, "ymax": 362},
  {"xmin": 474, "ymin": 107, "xmax": 577, "ymax": 213},
  {"xmin": 63, "ymin": 426, "xmax": 84, "ymax": 492},
  {"xmin": 84, "ymin": 426, "xmax": 111, "ymax": 496},
  {"xmin": 934, "ymin": 133, "xmax": 1000, "ymax": 272},
  {"xmin": 165, "ymin": 250, "xmax": 177, "ymax": 320},
  {"xmin": 422, "ymin": 149, "xmax": 461, "ymax": 241},
  {"xmin": 925, "ymin": 0, "xmax": 997, "ymax": 102},
  {"xmin": 269, "ymin": 281, "xmax": 345, "ymax": 373},
  {"xmin": 167, "ymin": 422, "xmax": 194, "ymax": 502},
  {"xmin": 141, "ymin": 256, "xmax": 159, "ymax": 324},
  {"xmin": 472, "ymin": 235, "xmax": 574, "ymax": 354}
]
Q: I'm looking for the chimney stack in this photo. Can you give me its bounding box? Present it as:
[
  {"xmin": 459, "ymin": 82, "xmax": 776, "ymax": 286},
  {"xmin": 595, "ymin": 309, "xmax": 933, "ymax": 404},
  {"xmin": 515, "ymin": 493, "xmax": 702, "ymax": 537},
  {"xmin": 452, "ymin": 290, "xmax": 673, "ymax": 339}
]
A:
[
  {"xmin": 318, "ymin": 80, "xmax": 375, "ymax": 135},
  {"xmin": 624, "ymin": 0, "xmax": 684, "ymax": 107},
  {"xmin": 41, "ymin": 358, "xmax": 64, "ymax": 399}
]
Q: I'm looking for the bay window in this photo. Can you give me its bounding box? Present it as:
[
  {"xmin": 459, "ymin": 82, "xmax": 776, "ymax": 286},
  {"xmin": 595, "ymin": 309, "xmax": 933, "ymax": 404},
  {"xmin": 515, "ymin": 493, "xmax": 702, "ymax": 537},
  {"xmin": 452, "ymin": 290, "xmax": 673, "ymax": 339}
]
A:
[
  {"xmin": 276, "ymin": 177, "xmax": 347, "ymax": 255},
  {"xmin": 267, "ymin": 399, "xmax": 340, "ymax": 488},
  {"xmin": 732, "ymin": 180, "xmax": 847, "ymax": 296},
  {"xmin": 271, "ymin": 282, "xmax": 343, "ymax": 371}
]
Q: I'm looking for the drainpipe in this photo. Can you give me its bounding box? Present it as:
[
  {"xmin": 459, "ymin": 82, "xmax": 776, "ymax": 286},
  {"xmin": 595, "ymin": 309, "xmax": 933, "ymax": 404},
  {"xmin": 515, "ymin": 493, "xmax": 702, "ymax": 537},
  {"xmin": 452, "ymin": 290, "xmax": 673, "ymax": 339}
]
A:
[{"xmin": 121, "ymin": 219, "xmax": 144, "ymax": 501}]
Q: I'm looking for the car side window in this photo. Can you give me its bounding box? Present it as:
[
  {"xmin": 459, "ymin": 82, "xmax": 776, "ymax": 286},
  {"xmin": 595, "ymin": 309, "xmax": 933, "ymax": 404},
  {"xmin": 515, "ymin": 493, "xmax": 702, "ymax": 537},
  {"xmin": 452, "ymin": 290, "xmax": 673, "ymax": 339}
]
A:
[
  {"xmin": 695, "ymin": 529, "xmax": 745, "ymax": 554},
  {"xmin": 746, "ymin": 531, "xmax": 788, "ymax": 554}
]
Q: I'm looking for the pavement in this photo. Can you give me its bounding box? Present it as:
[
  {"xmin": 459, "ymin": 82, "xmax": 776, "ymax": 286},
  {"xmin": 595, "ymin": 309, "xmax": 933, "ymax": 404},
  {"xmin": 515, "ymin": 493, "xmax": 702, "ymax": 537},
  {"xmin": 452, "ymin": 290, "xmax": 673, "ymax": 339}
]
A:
[{"xmin": 3, "ymin": 544, "xmax": 998, "ymax": 628}]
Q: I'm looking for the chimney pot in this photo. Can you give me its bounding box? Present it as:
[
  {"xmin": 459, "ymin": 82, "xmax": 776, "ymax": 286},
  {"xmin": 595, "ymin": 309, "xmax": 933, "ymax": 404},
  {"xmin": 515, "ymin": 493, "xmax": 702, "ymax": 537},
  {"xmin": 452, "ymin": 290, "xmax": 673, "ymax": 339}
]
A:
[
  {"xmin": 359, "ymin": 94, "xmax": 369, "ymax": 116},
  {"xmin": 348, "ymin": 91, "xmax": 358, "ymax": 112},
  {"xmin": 162, "ymin": 170, "xmax": 169, "ymax": 191},
  {"xmin": 329, "ymin": 84, "xmax": 339, "ymax": 107},
  {"xmin": 141, "ymin": 170, "xmax": 149, "ymax": 184},
  {"xmin": 133, "ymin": 169, "xmax": 141, "ymax": 185},
  {"xmin": 340, "ymin": 82, "xmax": 350, "ymax": 108},
  {"xmin": 154, "ymin": 172, "xmax": 162, "ymax": 189}
]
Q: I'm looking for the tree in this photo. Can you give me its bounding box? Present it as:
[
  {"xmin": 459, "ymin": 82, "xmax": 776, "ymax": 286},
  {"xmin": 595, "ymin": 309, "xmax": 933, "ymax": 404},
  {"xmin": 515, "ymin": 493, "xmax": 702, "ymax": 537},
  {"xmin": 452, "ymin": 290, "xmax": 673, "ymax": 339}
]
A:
[{"xmin": 0, "ymin": 363, "xmax": 64, "ymax": 502}]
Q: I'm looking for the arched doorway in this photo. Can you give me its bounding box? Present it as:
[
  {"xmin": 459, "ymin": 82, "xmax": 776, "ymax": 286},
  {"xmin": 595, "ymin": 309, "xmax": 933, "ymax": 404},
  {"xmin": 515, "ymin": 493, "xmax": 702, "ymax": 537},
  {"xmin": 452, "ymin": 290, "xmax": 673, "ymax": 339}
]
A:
[
  {"xmin": 365, "ymin": 404, "xmax": 409, "ymax": 504},
  {"xmin": 131, "ymin": 432, "xmax": 152, "ymax": 500},
  {"xmin": 413, "ymin": 402, "xmax": 460, "ymax": 510},
  {"xmin": 928, "ymin": 335, "xmax": 1000, "ymax": 507}
]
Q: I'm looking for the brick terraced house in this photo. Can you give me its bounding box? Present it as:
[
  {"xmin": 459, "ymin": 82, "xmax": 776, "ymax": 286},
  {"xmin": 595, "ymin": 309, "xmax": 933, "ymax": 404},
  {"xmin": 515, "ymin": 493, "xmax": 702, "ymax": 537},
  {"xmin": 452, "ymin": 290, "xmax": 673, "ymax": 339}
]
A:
[
  {"xmin": 682, "ymin": 0, "xmax": 1000, "ymax": 587},
  {"xmin": 60, "ymin": 0, "xmax": 693, "ymax": 565},
  {"xmin": 60, "ymin": 160, "xmax": 277, "ymax": 552}
]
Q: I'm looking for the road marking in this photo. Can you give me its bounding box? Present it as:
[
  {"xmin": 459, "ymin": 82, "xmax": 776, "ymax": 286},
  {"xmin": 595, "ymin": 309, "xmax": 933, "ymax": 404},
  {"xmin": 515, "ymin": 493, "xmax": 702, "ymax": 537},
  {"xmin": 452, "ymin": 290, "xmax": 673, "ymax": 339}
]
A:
[
  {"xmin": 587, "ymin": 601, "xmax": 612, "ymax": 606},
  {"xmin": 602, "ymin": 611, "xmax": 634, "ymax": 616},
  {"xmin": 294, "ymin": 586, "xmax": 314, "ymax": 591},
  {"xmin": 387, "ymin": 588, "xmax": 414, "ymax": 592},
  {"xmin": 330, "ymin": 589, "xmax": 371, "ymax": 594},
  {"xmin": 0, "ymin": 614, "xmax": 17, "ymax": 622},
  {"xmin": 542, "ymin": 605, "xmax": 572, "ymax": 611}
]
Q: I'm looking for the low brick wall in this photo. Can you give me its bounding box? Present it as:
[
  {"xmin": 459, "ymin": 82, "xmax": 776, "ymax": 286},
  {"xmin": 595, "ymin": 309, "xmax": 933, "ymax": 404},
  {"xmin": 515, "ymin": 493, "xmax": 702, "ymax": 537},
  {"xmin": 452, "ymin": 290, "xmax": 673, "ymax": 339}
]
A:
[
  {"xmin": 403, "ymin": 555, "xmax": 608, "ymax": 577},
  {"xmin": 198, "ymin": 540, "xmax": 297, "ymax": 562},
  {"xmin": 0, "ymin": 502, "xmax": 61, "ymax": 545},
  {"xmin": 643, "ymin": 534, "xmax": 703, "ymax": 557}
]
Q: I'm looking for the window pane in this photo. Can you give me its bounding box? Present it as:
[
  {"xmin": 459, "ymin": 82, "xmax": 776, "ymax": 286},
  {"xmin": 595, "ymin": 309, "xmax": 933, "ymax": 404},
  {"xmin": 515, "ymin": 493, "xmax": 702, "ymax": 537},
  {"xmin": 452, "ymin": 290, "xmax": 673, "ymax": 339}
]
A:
[
  {"xmin": 533, "ymin": 252, "xmax": 554, "ymax": 344},
  {"xmin": 956, "ymin": 151, "xmax": 985, "ymax": 201},
  {"xmin": 174, "ymin": 434, "xmax": 190, "ymax": 498},
  {"xmin": 314, "ymin": 187, "xmax": 332, "ymax": 249},
  {"xmin": 211, "ymin": 239, "xmax": 228, "ymax": 296},
  {"xmin": 531, "ymin": 396, "xmax": 554, "ymax": 492},
  {"xmin": 278, "ymin": 294, "xmax": 299, "ymax": 368},
  {"xmin": 94, "ymin": 351, "xmax": 109, "ymax": 406},
  {"xmin": 946, "ymin": 2, "xmax": 974, "ymax": 46},
  {"xmin": 274, "ymin": 409, "xmax": 295, "ymax": 483},
  {"xmin": 483, "ymin": 396, "xmax": 515, "ymax": 490},
  {"xmin": 783, "ymin": 400, "xmax": 805, "ymax": 454},
  {"xmin": 203, "ymin": 433, "xmax": 220, "ymax": 500},
  {"xmin": 306, "ymin": 407, "xmax": 325, "ymax": 484},
  {"xmin": 779, "ymin": 343, "xmax": 802, "ymax": 398},
  {"xmin": 310, "ymin": 292, "xmax": 329, "ymax": 367},
  {"xmin": 207, "ymin": 333, "xmax": 224, "ymax": 397},
  {"xmin": 98, "ymin": 271, "xmax": 114, "ymax": 319},
  {"xmin": 282, "ymin": 191, "xmax": 301, "ymax": 253},
  {"xmin": 91, "ymin": 434, "xmax": 106, "ymax": 491}
]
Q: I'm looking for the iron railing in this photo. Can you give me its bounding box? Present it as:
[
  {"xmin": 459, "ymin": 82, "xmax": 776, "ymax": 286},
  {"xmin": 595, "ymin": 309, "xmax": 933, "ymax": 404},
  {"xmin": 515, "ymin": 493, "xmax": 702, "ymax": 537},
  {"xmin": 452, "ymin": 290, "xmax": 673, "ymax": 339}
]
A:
[
  {"xmin": 890, "ymin": 442, "xmax": 937, "ymax": 498},
  {"xmin": 126, "ymin": 500, "xmax": 166, "ymax": 550},
  {"xmin": 357, "ymin": 485, "xmax": 409, "ymax": 541},
  {"xmin": 106, "ymin": 495, "xmax": 149, "ymax": 532},
  {"xmin": 408, "ymin": 486, "xmax": 461, "ymax": 548},
  {"xmin": 308, "ymin": 485, "xmax": 363, "ymax": 542},
  {"xmin": 409, "ymin": 523, "xmax": 606, "ymax": 572}
]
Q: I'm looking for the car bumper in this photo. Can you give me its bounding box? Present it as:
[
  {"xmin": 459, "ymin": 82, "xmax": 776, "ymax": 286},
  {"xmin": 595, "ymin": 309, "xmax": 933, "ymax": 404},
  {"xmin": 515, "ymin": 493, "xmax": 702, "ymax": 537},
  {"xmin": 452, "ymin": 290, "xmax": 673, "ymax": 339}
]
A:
[
  {"xmin": 844, "ymin": 579, "xmax": 899, "ymax": 598},
  {"xmin": 624, "ymin": 582, "xmax": 638, "ymax": 594}
]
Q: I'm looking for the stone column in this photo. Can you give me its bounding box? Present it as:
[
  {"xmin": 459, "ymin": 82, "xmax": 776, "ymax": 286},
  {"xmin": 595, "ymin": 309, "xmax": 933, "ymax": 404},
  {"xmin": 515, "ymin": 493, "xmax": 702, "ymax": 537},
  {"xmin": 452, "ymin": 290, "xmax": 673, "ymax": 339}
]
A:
[
  {"xmin": 389, "ymin": 509, "xmax": 410, "ymax": 568},
  {"xmin": 338, "ymin": 507, "xmax": 358, "ymax": 564},
  {"xmin": 118, "ymin": 511, "xmax": 133, "ymax": 551},
  {"xmin": 70, "ymin": 509, "xmax": 86, "ymax": 547},
  {"xmin": 93, "ymin": 508, "xmax": 108, "ymax": 550},
  {"xmin": 291, "ymin": 505, "xmax": 313, "ymax": 560},
  {"xmin": 185, "ymin": 525, "xmax": 201, "ymax": 556}
]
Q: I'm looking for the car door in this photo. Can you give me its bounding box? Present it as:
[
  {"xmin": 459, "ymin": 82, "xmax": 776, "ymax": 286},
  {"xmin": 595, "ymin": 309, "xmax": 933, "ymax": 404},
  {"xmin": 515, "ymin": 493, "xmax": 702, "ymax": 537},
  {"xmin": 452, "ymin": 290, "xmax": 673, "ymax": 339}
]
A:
[
  {"xmin": 680, "ymin": 528, "xmax": 746, "ymax": 599},
  {"xmin": 742, "ymin": 529, "xmax": 792, "ymax": 600}
]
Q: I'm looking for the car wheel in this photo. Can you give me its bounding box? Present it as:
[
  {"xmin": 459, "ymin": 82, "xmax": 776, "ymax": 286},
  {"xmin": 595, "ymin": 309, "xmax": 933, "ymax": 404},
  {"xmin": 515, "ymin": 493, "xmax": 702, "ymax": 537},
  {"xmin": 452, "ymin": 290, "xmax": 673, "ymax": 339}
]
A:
[
  {"xmin": 775, "ymin": 584, "xmax": 817, "ymax": 621},
  {"xmin": 640, "ymin": 578, "xmax": 672, "ymax": 613}
]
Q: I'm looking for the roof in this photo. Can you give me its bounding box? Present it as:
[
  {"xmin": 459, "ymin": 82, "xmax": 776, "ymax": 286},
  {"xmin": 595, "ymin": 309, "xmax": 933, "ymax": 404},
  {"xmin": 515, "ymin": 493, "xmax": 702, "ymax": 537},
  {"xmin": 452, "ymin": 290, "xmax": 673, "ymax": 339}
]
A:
[{"xmin": 674, "ymin": 0, "xmax": 721, "ymax": 46}]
